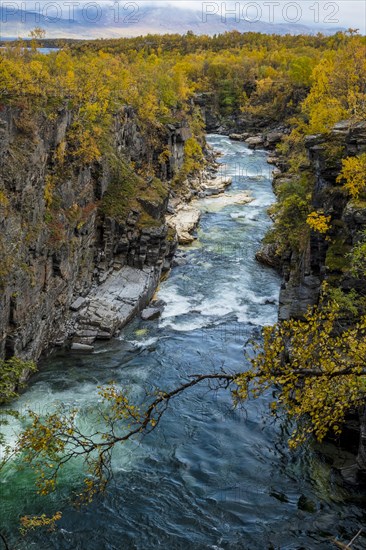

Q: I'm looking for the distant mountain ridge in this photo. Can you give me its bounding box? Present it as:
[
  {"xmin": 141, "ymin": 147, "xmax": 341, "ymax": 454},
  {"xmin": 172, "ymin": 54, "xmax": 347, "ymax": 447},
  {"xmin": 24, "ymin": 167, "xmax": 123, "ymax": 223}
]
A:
[{"xmin": 0, "ymin": 4, "xmax": 345, "ymax": 39}]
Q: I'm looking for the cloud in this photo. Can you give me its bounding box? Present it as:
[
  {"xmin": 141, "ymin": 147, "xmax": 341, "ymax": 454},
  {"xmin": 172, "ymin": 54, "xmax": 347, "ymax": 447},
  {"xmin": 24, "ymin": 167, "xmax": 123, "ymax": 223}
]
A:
[
  {"xmin": 157, "ymin": 0, "xmax": 365, "ymax": 32},
  {"xmin": 1, "ymin": 0, "xmax": 365, "ymax": 36}
]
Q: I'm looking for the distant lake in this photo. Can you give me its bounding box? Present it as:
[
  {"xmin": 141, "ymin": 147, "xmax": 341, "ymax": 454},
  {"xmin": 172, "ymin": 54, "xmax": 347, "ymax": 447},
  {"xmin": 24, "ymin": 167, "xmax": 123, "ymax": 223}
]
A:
[
  {"xmin": 36, "ymin": 47, "xmax": 59, "ymax": 54},
  {"xmin": 0, "ymin": 46, "xmax": 59, "ymax": 54}
]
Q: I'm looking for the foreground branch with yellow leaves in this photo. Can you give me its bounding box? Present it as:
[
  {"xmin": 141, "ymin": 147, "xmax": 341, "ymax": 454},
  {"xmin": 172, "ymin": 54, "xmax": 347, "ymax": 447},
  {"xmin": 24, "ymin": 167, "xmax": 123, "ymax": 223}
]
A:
[{"xmin": 2, "ymin": 298, "xmax": 366, "ymax": 507}]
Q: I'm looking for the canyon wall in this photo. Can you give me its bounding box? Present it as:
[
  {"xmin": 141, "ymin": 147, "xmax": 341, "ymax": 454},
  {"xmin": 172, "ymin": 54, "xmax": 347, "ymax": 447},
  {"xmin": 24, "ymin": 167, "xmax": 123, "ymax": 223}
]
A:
[
  {"xmin": 278, "ymin": 121, "xmax": 366, "ymax": 320},
  {"xmin": 0, "ymin": 105, "xmax": 191, "ymax": 361}
]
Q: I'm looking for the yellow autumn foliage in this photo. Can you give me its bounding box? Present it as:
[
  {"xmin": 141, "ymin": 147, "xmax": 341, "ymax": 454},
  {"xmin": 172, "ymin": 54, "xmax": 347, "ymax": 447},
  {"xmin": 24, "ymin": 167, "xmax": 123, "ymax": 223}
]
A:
[
  {"xmin": 306, "ymin": 211, "xmax": 331, "ymax": 233},
  {"xmin": 337, "ymin": 153, "xmax": 366, "ymax": 198}
]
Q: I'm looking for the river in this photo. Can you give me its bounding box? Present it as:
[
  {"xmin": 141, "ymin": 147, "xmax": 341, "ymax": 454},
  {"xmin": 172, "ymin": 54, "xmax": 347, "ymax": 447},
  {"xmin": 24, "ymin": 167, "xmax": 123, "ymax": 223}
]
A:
[{"xmin": 1, "ymin": 135, "xmax": 365, "ymax": 549}]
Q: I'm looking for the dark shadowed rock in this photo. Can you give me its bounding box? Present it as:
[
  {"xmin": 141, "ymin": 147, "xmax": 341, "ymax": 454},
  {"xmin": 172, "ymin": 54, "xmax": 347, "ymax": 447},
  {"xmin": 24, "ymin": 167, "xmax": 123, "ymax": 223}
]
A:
[
  {"xmin": 265, "ymin": 131, "xmax": 283, "ymax": 146},
  {"xmin": 255, "ymin": 243, "xmax": 282, "ymax": 272}
]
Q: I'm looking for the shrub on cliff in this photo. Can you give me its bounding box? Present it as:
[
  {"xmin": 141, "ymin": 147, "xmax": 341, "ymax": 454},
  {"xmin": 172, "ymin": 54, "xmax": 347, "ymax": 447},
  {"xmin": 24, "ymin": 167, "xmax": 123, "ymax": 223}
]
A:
[{"xmin": 337, "ymin": 153, "xmax": 366, "ymax": 199}]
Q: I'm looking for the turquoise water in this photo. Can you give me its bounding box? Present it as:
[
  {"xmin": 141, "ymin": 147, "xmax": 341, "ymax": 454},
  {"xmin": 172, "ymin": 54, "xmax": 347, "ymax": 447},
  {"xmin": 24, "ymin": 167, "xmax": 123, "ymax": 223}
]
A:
[{"xmin": 1, "ymin": 135, "xmax": 365, "ymax": 549}]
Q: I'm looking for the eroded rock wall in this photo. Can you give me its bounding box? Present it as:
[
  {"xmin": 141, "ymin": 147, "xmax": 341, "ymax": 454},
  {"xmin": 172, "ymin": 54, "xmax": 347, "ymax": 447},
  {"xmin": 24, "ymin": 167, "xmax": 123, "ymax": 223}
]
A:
[
  {"xmin": 0, "ymin": 105, "xmax": 190, "ymax": 361},
  {"xmin": 278, "ymin": 121, "xmax": 366, "ymax": 320}
]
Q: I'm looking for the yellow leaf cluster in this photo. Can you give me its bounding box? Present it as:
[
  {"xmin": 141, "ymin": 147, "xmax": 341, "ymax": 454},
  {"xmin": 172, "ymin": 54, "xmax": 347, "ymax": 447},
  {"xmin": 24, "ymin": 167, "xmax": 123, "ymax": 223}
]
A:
[
  {"xmin": 241, "ymin": 299, "xmax": 366, "ymax": 447},
  {"xmin": 20, "ymin": 511, "xmax": 62, "ymax": 535},
  {"xmin": 337, "ymin": 153, "xmax": 366, "ymax": 198},
  {"xmin": 306, "ymin": 211, "xmax": 331, "ymax": 234}
]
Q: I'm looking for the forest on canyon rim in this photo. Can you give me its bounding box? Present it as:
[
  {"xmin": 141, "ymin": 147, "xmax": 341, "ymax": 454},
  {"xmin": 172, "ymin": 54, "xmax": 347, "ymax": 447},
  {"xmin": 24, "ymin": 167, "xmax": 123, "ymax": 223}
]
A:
[{"xmin": 0, "ymin": 28, "xmax": 366, "ymax": 535}]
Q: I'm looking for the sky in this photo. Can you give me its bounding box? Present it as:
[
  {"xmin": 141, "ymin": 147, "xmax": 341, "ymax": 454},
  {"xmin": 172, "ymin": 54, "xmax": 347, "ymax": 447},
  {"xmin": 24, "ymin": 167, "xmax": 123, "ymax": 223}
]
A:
[
  {"xmin": 61, "ymin": 0, "xmax": 366, "ymax": 33},
  {"xmin": 164, "ymin": 1, "xmax": 365, "ymax": 31},
  {"xmin": 1, "ymin": 1, "xmax": 365, "ymax": 34}
]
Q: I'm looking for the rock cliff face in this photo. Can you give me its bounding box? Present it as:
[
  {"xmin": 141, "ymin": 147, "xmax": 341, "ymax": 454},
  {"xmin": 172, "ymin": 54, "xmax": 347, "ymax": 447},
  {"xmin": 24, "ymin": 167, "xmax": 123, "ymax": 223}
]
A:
[
  {"xmin": 0, "ymin": 105, "xmax": 191, "ymax": 361},
  {"xmin": 252, "ymin": 120, "xmax": 366, "ymax": 473},
  {"xmin": 278, "ymin": 121, "xmax": 366, "ymax": 320},
  {"xmin": 194, "ymin": 93, "xmax": 288, "ymax": 135}
]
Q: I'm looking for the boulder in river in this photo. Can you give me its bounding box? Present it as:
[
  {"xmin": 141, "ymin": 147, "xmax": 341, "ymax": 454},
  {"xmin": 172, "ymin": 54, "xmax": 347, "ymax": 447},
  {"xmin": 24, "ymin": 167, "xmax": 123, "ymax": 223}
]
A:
[
  {"xmin": 70, "ymin": 266, "xmax": 160, "ymax": 348},
  {"xmin": 229, "ymin": 133, "xmax": 250, "ymax": 141},
  {"xmin": 245, "ymin": 135, "xmax": 265, "ymax": 149},
  {"xmin": 201, "ymin": 191, "xmax": 253, "ymax": 211},
  {"xmin": 140, "ymin": 307, "xmax": 162, "ymax": 321},
  {"xmin": 201, "ymin": 175, "xmax": 232, "ymax": 196},
  {"xmin": 166, "ymin": 206, "xmax": 201, "ymax": 244},
  {"xmin": 71, "ymin": 342, "xmax": 94, "ymax": 351}
]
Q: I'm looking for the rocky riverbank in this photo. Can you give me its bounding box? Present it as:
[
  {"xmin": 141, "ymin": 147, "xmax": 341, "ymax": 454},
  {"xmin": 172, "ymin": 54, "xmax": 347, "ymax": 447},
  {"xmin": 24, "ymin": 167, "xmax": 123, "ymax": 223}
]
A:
[
  {"xmin": 166, "ymin": 166, "xmax": 233, "ymax": 244},
  {"xmin": 65, "ymin": 145, "xmax": 229, "ymax": 349},
  {"xmin": 67, "ymin": 138, "xmax": 256, "ymax": 349}
]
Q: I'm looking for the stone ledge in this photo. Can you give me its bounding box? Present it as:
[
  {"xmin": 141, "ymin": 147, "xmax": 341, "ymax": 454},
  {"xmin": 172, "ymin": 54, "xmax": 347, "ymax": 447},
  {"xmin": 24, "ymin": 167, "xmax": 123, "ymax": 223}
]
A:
[{"xmin": 70, "ymin": 266, "xmax": 160, "ymax": 350}]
